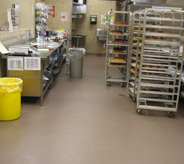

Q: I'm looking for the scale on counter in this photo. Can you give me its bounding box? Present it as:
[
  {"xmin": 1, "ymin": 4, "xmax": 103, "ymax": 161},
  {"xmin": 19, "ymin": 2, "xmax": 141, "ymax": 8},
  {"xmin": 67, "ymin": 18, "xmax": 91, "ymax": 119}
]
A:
[{"xmin": 9, "ymin": 45, "xmax": 41, "ymax": 55}]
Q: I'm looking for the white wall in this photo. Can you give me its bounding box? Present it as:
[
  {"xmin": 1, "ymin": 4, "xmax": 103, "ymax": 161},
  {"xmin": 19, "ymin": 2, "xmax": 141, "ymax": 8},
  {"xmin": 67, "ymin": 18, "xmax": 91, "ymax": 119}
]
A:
[
  {"xmin": 0, "ymin": 0, "xmax": 34, "ymax": 30},
  {"xmin": 0, "ymin": 0, "xmax": 35, "ymax": 45}
]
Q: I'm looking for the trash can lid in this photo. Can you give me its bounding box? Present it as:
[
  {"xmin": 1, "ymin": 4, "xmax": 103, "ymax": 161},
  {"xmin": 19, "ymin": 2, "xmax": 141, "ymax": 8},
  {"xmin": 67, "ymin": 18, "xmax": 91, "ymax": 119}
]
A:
[
  {"xmin": 0, "ymin": 78, "xmax": 23, "ymax": 93},
  {"xmin": 0, "ymin": 78, "xmax": 23, "ymax": 85}
]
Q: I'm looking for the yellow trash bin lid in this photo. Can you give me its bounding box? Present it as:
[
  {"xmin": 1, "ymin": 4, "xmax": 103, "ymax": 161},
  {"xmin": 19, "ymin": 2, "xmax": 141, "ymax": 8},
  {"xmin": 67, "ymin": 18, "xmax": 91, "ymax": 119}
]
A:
[{"xmin": 0, "ymin": 78, "xmax": 23, "ymax": 93}]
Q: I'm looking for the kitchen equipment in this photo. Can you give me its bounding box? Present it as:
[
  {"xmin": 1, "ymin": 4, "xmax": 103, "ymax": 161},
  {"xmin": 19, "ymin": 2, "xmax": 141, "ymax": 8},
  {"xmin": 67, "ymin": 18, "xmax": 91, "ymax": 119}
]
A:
[{"xmin": 9, "ymin": 45, "xmax": 40, "ymax": 55}]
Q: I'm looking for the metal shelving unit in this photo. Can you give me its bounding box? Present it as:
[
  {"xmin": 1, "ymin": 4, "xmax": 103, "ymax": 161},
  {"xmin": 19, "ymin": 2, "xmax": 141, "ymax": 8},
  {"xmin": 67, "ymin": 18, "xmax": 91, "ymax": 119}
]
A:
[
  {"xmin": 72, "ymin": 1, "xmax": 87, "ymax": 18},
  {"xmin": 132, "ymin": 7, "xmax": 184, "ymax": 116},
  {"xmin": 70, "ymin": 0, "xmax": 87, "ymax": 48},
  {"xmin": 105, "ymin": 10, "xmax": 132, "ymax": 87}
]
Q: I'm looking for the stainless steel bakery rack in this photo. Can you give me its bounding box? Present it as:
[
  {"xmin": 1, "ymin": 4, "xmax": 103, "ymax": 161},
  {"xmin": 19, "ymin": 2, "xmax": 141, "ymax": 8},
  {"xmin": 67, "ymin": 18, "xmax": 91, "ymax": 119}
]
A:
[
  {"xmin": 134, "ymin": 7, "xmax": 184, "ymax": 116},
  {"xmin": 105, "ymin": 11, "xmax": 131, "ymax": 87},
  {"xmin": 128, "ymin": 10, "xmax": 162, "ymax": 102},
  {"xmin": 128, "ymin": 10, "xmax": 142, "ymax": 102}
]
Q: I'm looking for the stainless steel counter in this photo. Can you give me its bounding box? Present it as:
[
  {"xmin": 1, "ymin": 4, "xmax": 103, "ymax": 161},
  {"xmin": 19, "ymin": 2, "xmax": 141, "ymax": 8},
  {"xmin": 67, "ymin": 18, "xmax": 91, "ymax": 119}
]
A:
[
  {"xmin": 3, "ymin": 41, "xmax": 66, "ymax": 105},
  {"xmin": 2, "ymin": 42, "xmax": 64, "ymax": 59}
]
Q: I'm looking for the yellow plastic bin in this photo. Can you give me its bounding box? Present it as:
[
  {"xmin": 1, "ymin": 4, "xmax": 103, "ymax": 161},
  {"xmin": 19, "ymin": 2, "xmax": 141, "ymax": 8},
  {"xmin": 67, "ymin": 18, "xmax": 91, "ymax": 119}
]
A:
[{"xmin": 0, "ymin": 78, "xmax": 23, "ymax": 121}]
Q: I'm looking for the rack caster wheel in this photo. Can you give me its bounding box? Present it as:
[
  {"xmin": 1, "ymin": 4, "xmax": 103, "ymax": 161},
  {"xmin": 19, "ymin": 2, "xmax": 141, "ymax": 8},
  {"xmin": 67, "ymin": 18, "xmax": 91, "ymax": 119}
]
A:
[
  {"xmin": 136, "ymin": 109, "xmax": 142, "ymax": 115},
  {"xmin": 107, "ymin": 81, "xmax": 111, "ymax": 86},
  {"xmin": 132, "ymin": 97, "xmax": 136, "ymax": 103},
  {"xmin": 166, "ymin": 111, "xmax": 174, "ymax": 117},
  {"xmin": 120, "ymin": 82, "xmax": 126, "ymax": 87}
]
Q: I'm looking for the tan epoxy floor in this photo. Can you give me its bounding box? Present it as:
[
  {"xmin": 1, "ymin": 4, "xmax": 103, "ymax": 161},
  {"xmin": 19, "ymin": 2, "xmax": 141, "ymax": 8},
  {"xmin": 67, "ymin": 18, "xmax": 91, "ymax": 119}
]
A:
[{"xmin": 1, "ymin": 54, "xmax": 184, "ymax": 164}]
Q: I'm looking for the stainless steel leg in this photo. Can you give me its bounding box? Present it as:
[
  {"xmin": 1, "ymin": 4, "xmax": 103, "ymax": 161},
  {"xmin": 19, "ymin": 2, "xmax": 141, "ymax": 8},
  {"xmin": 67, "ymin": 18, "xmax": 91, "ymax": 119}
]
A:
[
  {"xmin": 40, "ymin": 95, "xmax": 43, "ymax": 106},
  {"xmin": 77, "ymin": 38, "xmax": 79, "ymax": 47}
]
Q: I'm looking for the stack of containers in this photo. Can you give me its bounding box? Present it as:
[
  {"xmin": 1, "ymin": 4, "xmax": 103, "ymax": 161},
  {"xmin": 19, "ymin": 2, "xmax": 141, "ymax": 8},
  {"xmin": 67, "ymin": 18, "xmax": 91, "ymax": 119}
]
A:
[{"xmin": 11, "ymin": 4, "xmax": 19, "ymax": 30}]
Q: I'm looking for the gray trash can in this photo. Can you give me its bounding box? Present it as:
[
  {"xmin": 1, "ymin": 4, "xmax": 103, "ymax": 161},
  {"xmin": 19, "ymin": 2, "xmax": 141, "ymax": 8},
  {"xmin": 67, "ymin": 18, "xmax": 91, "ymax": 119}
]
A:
[{"xmin": 69, "ymin": 48, "xmax": 85, "ymax": 78}]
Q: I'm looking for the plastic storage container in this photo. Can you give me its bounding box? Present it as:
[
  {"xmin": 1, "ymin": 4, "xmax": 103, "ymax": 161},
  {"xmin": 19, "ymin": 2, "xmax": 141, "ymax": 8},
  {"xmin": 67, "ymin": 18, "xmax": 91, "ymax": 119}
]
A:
[
  {"xmin": 68, "ymin": 48, "xmax": 86, "ymax": 78},
  {"xmin": 0, "ymin": 78, "xmax": 23, "ymax": 121}
]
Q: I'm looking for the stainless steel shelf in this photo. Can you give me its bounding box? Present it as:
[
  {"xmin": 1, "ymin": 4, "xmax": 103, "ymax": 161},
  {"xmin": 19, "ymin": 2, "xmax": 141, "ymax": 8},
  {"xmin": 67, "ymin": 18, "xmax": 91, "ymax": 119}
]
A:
[
  {"xmin": 108, "ymin": 65, "xmax": 126, "ymax": 68},
  {"xmin": 73, "ymin": 2, "xmax": 85, "ymax": 5},
  {"xmin": 109, "ymin": 33, "xmax": 129, "ymax": 36},
  {"xmin": 144, "ymin": 39, "xmax": 181, "ymax": 46},
  {"xmin": 144, "ymin": 25, "xmax": 184, "ymax": 30},
  {"xmin": 108, "ymin": 52, "xmax": 127, "ymax": 55},
  {"xmin": 106, "ymin": 79, "xmax": 126, "ymax": 82},
  {"xmin": 135, "ymin": 17, "xmax": 184, "ymax": 22},
  {"xmin": 145, "ymin": 32, "xmax": 182, "ymax": 38},
  {"xmin": 107, "ymin": 43, "xmax": 129, "ymax": 46},
  {"xmin": 43, "ymin": 78, "xmax": 53, "ymax": 95},
  {"xmin": 72, "ymin": 12, "xmax": 86, "ymax": 15},
  {"xmin": 109, "ymin": 24, "xmax": 129, "ymax": 27},
  {"xmin": 138, "ymin": 105, "xmax": 177, "ymax": 112},
  {"xmin": 140, "ymin": 83, "xmax": 178, "ymax": 89},
  {"xmin": 109, "ymin": 11, "xmax": 131, "ymax": 14}
]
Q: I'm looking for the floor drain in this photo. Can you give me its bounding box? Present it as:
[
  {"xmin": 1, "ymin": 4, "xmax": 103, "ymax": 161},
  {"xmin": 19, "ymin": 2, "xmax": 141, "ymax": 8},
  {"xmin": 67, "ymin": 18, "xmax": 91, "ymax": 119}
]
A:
[{"xmin": 119, "ymin": 94, "xmax": 126, "ymax": 97}]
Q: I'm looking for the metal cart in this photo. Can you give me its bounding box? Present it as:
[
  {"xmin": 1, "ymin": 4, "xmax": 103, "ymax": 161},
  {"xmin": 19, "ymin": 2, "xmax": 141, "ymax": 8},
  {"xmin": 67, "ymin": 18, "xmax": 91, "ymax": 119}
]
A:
[
  {"xmin": 128, "ymin": 10, "xmax": 142, "ymax": 102},
  {"xmin": 105, "ymin": 10, "xmax": 132, "ymax": 87},
  {"xmin": 134, "ymin": 7, "xmax": 184, "ymax": 116},
  {"xmin": 128, "ymin": 10, "xmax": 162, "ymax": 103}
]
